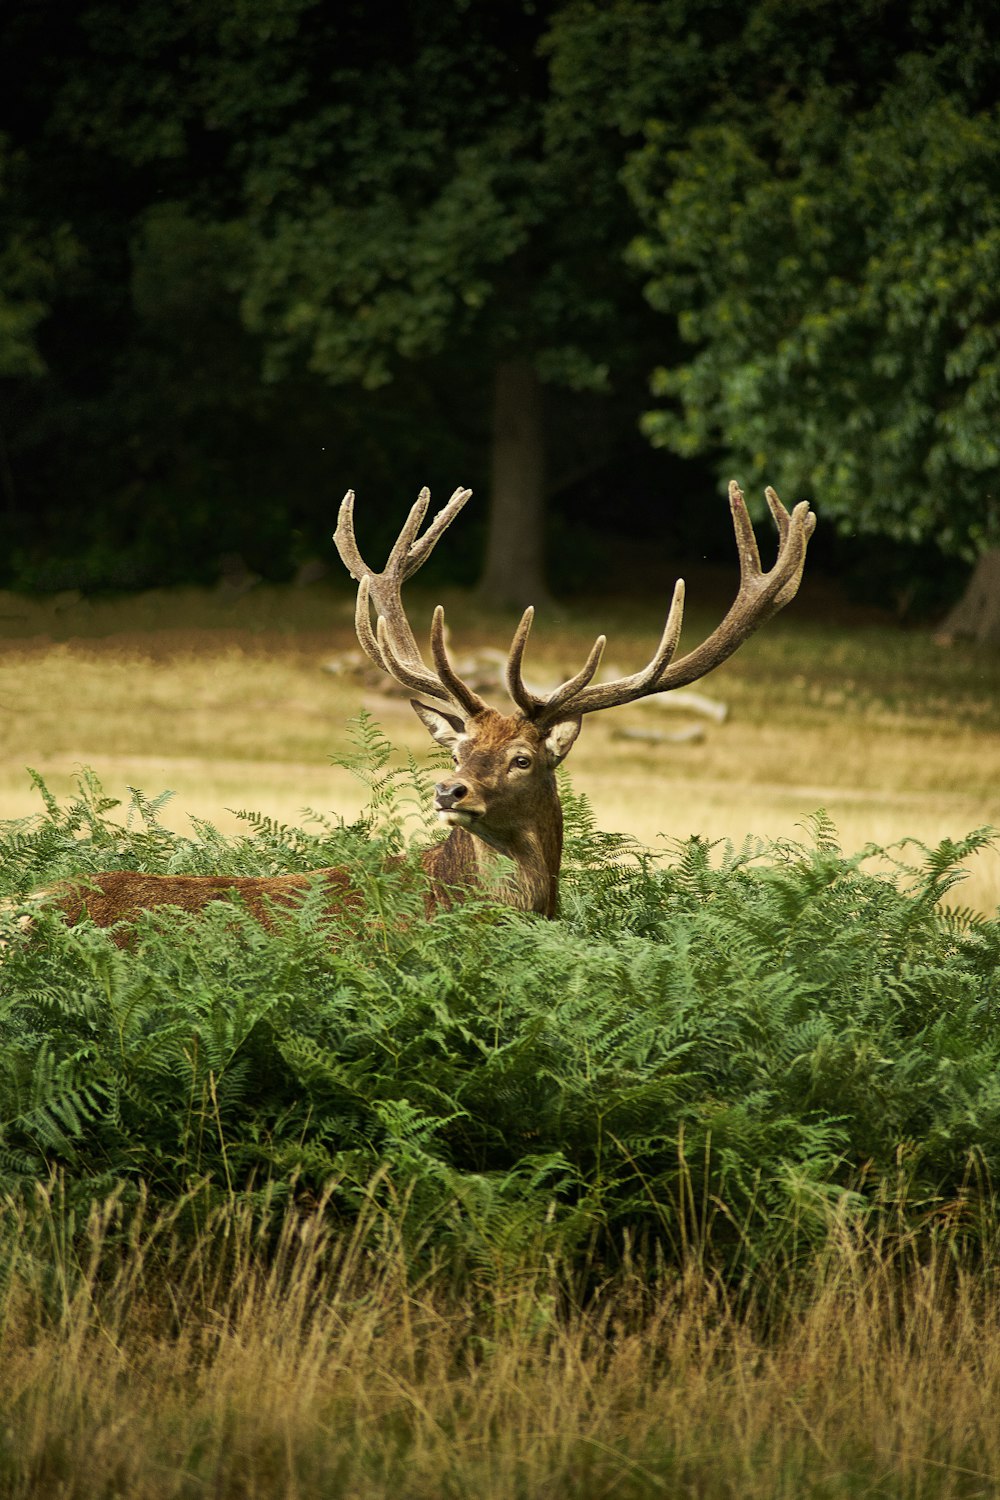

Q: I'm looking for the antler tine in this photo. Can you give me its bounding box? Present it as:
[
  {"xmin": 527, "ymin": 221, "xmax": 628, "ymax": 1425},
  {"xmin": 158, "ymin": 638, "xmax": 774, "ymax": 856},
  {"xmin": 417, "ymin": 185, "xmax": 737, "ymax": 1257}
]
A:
[
  {"xmin": 429, "ymin": 606, "xmax": 488, "ymax": 717},
  {"xmin": 529, "ymin": 483, "xmax": 814, "ymax": 722},
  {"xmin": 334, "ymin": 490, "xmax": 368, "ymax": 582},
  {"xmin": 603, "ymin": 577, "xmax": 687, "ymax": 699},
  {"xmin": 404, "ymin": 487, "xmax": 474, "ymax": 579},
  {"xmin": 767, "ymin": 491, "xmax": 815, "ymax": 612},
  {"xmin": 764, "ymin": 484, "xmax": 790, "ymax": 547},
  {"xmin": 354, "ymin": 574, "xmax": 388, "ymax": 673},
  {"xmin": 335, "ymin": 485, "xmax": 473, "ymax": 585},
  {"xmin": 374, "ymin": 615, "xmax": 455, "ymax": 708},
  {"xmin": 508, "ymin": 605, "xmax": 609, "ymax": 722},
  {"xmin": 532, "ymin": 580, "xmax": 684, "ymax": 726},
  {"xmin": 336, "ymin": 485, "xmax": 493, "ymax": 718},
  {"xmin": 728, "ymin": 480, "xmax": 764, "ymax": 582},
  {"xmin": 386, "ymin": 486, "xmax": 433, "ymax": 574},
  {"xmin": 541, "ymin": 634, "xmax": 608, "ymax": 719},
  {"xmin": 344, "ymin": 505, "xmax": 425, "ymax": 675},
  {"xmin": 506, "ymin": 607, "xmax": 541, "ymax": 715}
]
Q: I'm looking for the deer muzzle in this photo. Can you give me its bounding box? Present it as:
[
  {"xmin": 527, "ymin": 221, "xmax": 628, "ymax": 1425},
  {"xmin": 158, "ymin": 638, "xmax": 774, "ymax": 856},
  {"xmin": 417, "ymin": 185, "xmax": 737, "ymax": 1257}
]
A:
[{"xmin": 434, "ymin": 780, "xmax": 482, "ymax": 828}]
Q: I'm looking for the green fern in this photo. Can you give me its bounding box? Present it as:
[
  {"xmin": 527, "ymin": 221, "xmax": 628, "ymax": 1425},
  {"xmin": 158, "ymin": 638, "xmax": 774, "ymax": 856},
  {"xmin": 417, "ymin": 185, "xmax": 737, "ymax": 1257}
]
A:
[{"xmin": 2, "ymin": 740, "xmax": 1000, "ymax": 1277}]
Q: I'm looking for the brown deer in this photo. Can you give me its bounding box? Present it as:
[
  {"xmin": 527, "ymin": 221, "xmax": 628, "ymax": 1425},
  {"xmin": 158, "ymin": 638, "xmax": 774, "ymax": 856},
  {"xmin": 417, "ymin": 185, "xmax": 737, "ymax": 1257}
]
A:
[{"xmin": 38, "ymin": 481, "xmax": 814, "ymax": 938}]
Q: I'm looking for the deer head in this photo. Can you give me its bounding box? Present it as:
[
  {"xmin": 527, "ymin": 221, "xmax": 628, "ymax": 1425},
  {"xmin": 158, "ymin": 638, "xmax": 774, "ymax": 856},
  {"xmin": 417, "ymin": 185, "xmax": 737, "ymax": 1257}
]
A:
[
  {"xmin": 411, "ymin": 705, "xmax": 579, "ymax": 843},
  {"xmin": 334, "ymin": 480, "xmax": 816, "ymax": 915}
]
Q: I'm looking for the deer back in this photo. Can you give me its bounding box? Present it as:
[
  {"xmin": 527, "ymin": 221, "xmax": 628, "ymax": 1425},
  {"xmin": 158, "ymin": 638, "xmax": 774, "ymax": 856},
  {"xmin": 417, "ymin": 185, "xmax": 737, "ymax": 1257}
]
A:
[{"xmin": 48, "ymin": 868, "xmax": 358, "ymax": 945}]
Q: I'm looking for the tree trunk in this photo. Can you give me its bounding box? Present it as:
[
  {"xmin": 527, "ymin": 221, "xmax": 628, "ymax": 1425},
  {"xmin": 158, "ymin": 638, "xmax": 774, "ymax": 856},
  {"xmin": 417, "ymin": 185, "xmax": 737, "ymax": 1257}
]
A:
[
  {"xmin": 938, "ymin": 549, "xmax": 1000, "ymax": 646},
  {"xmin": 477, "ymin": 358, "xmax": 550, "ymax": 609}
]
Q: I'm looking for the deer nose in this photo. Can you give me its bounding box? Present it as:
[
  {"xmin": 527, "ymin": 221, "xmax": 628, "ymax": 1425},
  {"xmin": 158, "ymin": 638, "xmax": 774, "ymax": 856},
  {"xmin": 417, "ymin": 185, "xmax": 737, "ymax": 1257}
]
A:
[{"xmin": 434, "ymin": 781, "xmax": 468, "ymax": 809}]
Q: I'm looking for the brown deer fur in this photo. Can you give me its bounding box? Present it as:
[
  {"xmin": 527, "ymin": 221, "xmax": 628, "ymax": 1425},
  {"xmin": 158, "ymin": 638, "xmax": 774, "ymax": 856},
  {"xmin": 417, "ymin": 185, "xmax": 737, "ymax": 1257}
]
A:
[
  {"xmin": 415, "ymin": 706, "xmax": 577, "ymax": 920},
  {"xmin": 44, "ymin": 708, "xmax": 573, "ymax": 940},
  {"xmin": 50, "ymin": 868, "xmax": 359, "ymax": 934}
]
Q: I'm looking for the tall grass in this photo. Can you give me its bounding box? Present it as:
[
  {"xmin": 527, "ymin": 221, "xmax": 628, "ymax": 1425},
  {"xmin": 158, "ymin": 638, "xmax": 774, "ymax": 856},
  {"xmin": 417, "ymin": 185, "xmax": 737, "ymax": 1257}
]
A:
[{"xmin": 4, "ymin": 1181, "xmax": 1000, "ymax": 1498}]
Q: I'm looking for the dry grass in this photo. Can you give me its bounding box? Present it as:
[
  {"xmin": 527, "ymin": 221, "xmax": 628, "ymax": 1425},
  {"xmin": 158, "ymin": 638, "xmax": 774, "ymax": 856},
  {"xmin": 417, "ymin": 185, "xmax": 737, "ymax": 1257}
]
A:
[
  {"xmin": 4, "ymin": 1186, "xmax": 1000, "ymax": 1499},
  {"xmin": 1, "ymin": 574, "xmax": 998, "ymax": 909}
]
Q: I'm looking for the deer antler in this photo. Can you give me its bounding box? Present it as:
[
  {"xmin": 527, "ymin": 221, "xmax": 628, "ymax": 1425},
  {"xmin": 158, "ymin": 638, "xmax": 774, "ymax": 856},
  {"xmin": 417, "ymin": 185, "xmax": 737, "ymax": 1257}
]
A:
[
  {"xmin": 337, "ymin": 480, "xmax": 815, "ymax": 729},
  {"xmin": 507, "ymin": 482, "xmax": 816, "ymax": 727},
  {"xmin": 334, "ymin": 486, "xmax": 487, "ymax": 717}
]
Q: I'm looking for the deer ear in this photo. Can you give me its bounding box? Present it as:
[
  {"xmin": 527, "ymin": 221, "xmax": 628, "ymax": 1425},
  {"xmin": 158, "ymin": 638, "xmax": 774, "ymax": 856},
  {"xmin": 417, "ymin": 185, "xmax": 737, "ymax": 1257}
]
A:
[
  {"xmin": 410, "ymin": 700, "xmax": 467, "ymax": 750},
  {"xmin": 543, "ymin": 717, "xmax": 582, "ymax": 766}
]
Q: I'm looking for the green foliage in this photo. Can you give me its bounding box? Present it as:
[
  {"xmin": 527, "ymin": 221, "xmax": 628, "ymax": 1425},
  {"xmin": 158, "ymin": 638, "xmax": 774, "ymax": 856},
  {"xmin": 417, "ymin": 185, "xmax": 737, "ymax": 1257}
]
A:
[
  {"xmin": 6, "ymin": 0, "xmax": 1000, "ymax": 592},
  {"xmin": 629, "ymin": 48, "xmax": 1000, "ymax": 553},
  {"xmin": 47, "ymin": 0, "xmax": 634, "ymax": 394},
  {"xmin": 2, "ymin": 733, "xmax": 999, "ymax": 1279}
]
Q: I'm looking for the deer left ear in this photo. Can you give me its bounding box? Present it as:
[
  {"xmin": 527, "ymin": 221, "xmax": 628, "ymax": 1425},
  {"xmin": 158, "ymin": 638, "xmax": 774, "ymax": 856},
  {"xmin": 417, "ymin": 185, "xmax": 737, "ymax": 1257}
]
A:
[
  {"xmin": 543, "ymin": 717, "xmax": 582, "ymax": 766},
  {"xmin": 410, "ymin": 699, "xmax": 467, "ymax": 750}
]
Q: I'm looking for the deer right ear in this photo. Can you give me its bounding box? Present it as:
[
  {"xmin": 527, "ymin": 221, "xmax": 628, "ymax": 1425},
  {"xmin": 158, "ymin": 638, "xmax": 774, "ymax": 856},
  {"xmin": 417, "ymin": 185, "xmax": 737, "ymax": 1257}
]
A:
[
  {"xmin": 543, "ymin": 717, "xmax": 582, "ymax": 766},
  {"xmin": 410, "ymin": 700, "xmax": 467, "ymax": 750}
]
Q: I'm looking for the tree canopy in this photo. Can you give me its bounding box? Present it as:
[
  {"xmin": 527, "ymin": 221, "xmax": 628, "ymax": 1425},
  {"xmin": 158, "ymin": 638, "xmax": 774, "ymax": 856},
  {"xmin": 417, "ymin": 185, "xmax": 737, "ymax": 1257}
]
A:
[
  {"xmin": 623, "ymin": 2, "xmax": 1000, "ymax": 561},
  {"xmin": 33, "ymin": 0, "xmax": 658, "ymax": 602},
  {"xmin": 1, "ymin": 0, "xmax": 998, "ymax": 619}
]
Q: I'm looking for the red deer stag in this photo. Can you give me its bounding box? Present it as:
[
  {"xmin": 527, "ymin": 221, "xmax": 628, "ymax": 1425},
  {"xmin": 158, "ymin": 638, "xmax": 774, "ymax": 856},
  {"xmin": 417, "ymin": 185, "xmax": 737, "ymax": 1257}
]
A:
[{"xmin": 41, "ymin": 481, "xmax": 815, "ymax": 937}]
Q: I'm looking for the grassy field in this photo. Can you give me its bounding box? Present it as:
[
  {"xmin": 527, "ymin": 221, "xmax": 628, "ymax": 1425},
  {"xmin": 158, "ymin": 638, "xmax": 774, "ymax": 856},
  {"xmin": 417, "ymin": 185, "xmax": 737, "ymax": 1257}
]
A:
[
  {"xmin": 3, "ymin": 571, "xmax": 1000, "ymax": 1497},
  {"xmin": 1, "ymin": 569, "xmax": 998, "ymax": 909}
]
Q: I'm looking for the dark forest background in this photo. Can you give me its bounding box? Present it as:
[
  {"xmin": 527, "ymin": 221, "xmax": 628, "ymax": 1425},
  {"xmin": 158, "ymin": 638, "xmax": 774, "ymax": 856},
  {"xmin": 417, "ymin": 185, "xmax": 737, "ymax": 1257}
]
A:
[{"xmin": 1, "ymin": 0, "xmax": 998, "ymax": 634}]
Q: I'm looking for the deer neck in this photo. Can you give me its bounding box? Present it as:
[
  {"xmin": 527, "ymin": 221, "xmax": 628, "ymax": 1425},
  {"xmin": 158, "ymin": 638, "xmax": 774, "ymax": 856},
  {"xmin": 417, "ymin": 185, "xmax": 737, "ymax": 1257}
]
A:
[{"xmin": 422, "ymin": 798, "xmax": 563, "ymax": 918}]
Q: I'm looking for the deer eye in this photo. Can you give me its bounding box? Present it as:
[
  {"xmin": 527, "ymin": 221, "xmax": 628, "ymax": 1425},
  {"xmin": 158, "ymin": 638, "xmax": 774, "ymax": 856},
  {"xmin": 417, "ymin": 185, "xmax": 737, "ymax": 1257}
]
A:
[{"xmin": 511, "ymin": 754, "xmax": 532, "ymax": 770}]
